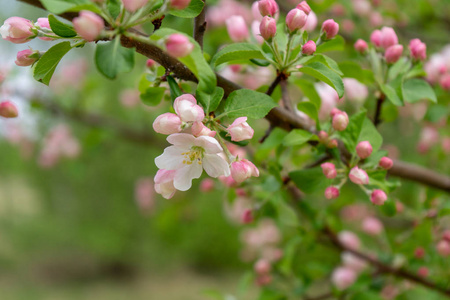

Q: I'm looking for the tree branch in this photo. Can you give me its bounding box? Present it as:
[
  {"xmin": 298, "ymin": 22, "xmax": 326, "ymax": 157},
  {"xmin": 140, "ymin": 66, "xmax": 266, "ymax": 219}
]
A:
[
  {"xmin": 193, "ymin": 0, "xmax": 207, "ymax": 49},
  {"xmin": 373, "ymin": 94, "xmax": 385, "ymax": 127},
  {"xmin": 280, "ymin": 78, "xmax": 293, "ymax": 111}
]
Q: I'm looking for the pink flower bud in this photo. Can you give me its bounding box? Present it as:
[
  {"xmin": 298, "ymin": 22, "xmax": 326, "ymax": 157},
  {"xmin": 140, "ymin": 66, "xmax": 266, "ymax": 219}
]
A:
[
  {"xmin": 385, "ymin": 44, "xmax": 403, "ymax": 64},
  {"xmin": 370, "ymin": 29, "xmax": 382, "ymax": 47},
  {"xmin": 146, "ymin": 59, "xmax": 156, "ymax": 68},
  {"xmin": 354, "ymin": 39, "xmax": 368, "ymax": 53},
  {"xmin": 36, "ymin": 18, "xmax": 53, "ymax": 41},
  {"xmin": 325, "ymin": 186, "xmax": 340, "ymax": 199},
  {"xmin": 169, "ymin": 0, "xmax": 191, "ymax": 10},
  {"xmin": 153, "ymin": 113, "xmax": 182, "ymax": 135},
  {"xmin": 321, "ymin": 162, "xmax": 337, "ymax": 179},
  {"xmin": 303, "ymin": 11, "xmax": 317, "ymax": 31},
  {"xmin": 219, "ymin": 175, "xmax": 237, "ymax": 188},
  {"xmin": 436, "ymin": 240, "xmax": 450, "ymax": 257},
  {"xmin": 327, "ymin": 139, "xmax": 338, "ymax": 148},
  {"xmin": 258, "ymin": 0, "xmax": 278, "ymax": 17},
  {"xmin": 330, "ymin": 108, "xmax": 341, "ymax": 118},
  {"xmin": 173, "ymin": 94, "xmax": 205, "ymax": 122},
  {"xmin": 332, "ymin": 111, "xmax": 349, "ymax": 131},
  {"xmin": 191, "ymin": 121, "xmax": 216, "ymax": 137},
  {"xmin": 122, "ymin": 0, "xmax": 148, "ymax": 12},
  {"xmin": 362, "ymin": 217, "xmax": 383, "ymax": 235},
  {"xmin": 341, "ymin": 252, "xmax": 367, "ymax": 272},
  {"xmin": 165, "ymin": 33, "xmax": 194, "ymax": 57},
  {"xmin": 414, "ymin": 247, "xmax": 425, "ymax": 259},
  {"xmin": 0, "ymin": 101, "xmax": 19, "ymax": 118},
  {"xmin": 230, "ymin": 159, "xmax": 259, "ymax": 183},
  {"xmin": 227, "ymin": 117, "xmax": 254, "ymax": 141},
  {"xmin": 318, "ymin": 130, "xmax": 328, "ymax": 143},
  {"xmin": 73, "ymin": 11, "xmax": 104, "ymax": 42},
  {"xmin": 370, "ymin": 189, "xmax": 387, "ymax": 205},
  {"xmin": 254, "ymin": 259, "xmax": 271, "ymax": 275},
  {"xmin": 338, "ymin": 231, "xmax": 361, "ymax": 250},
  {"xmin": 417, "ymin": 267, "xmax": 429, "ymax": 277},
  {"xmin": 296, "ymin": 1, "xmax": 311, "ymax": 14},
  {"xmin": 332, "ymin": 267, "xmax": 357, "ymax": 290},
  {"xmin": 226, "ymin": 15, "xmax": 249, "ymax": 42},
  {"xmin": 242, "ymin": 209, "xmax": 254, "ymax": 224},
  {"xmin": 379, "ymin": 157, "xmax": 393, "ymax": 170},
  {"xmin": 154, "ymin": 169, "xmax": 177, "ymax": 199},
  {"xmin": 380, "ymin": 26, "xmax": 398, "ymax": 49},
  {"xmin": 286, "ymin": 9, "xmax": 308, "ymax": 32},
  {"xmin": 409, "ymin": 39, "xmax": 426, "ymax": 61},
  {"xmin": 15, "ymin": 49, "xmax": 38, "ymax": 66},
  {"xmin": 0, "ymin": 17, "xmax": 35, "ymax": 44},
  {"xmin": 443, "ymin": 230, "xmax": 450, "ymax": 242},
  {"xmin": 302, "ymin": 40, "xmax": 316, "ymax": 55},
  {"xmin": 252, "ymin": 2, "xmax": 263, "ymax": 21},
  {"xmin": 349, "ymin": 167, "xmax": 369, "ymax": 185},
  {"xmin": 440, "ymin": 74, "xmax": 450, "ymax": 91},
  {"xmin": 200, "ymin": 178, "xmax": 215, "ymax": 192},
  {"xmin": 251, "ymin": 21, "xmax": 264, "ymax": 44},
  {"xmin": 259, "ymin": 16, "xmax": 277, "ymax": 41},
  {"xmin": 256, "ymin": 274, "xmax": 272, "ymax": 286},
  {"xmin": 321, "ymin": 19, "xmax": 339, "ymax": 39},
  {"xmin": 135, "ymin": 177, "xmax": 155, "ymax": 214},
  {"xmin": 356, "ymin": 141, "xmax": 372, "ymax": 159}
]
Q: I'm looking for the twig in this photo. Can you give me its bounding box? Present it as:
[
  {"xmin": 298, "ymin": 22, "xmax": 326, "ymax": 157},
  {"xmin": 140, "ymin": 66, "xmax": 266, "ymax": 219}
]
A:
[
  {"xmin": 193, "ymin": 0, "xmax": 207, "ymax": 49},
  {"xmin": 280, "ymin": 78, "xmax": 293, "ymax": 111},
  {"xmin": 266, "ymin": 74, "xmax": 283, "ymax": 96},
  {"xmin": 373, "ymin": 94, "xmax": 385, "ymax": 127}
]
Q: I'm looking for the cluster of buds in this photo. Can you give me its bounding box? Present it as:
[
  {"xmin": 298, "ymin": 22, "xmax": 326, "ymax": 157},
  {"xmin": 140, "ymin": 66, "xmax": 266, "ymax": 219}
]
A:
[
  {"xmin": 152, "ymin": 94, "xmax": 259, "ymax": 199},
  {"xmin": 424, "ymin": 45, "xmax": 450, "ymax": 91}
]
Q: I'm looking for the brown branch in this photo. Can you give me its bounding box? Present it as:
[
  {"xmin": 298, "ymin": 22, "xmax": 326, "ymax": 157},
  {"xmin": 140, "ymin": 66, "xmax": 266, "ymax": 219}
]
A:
[
  {"xmin": 323, "ymin": 226, "xmax": 450, "ymax": 297},
  {"xmin": 280, "ymin": 78, "xmax": 293, "ymax": 111},
  {"xmin": 373, "ymin": 94, "xmax": 385, "ymax": 127},
  {"xmin": 266, "ymin": 74, "xmax": 282, "ymax": 96},
  {"xmin": 193, "ymin": 0, "xmax": 207, "ymax": 50}
]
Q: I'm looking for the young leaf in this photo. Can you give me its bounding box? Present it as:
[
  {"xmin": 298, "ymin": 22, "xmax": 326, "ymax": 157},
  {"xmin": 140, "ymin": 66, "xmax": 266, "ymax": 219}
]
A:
[
  {"xmin": 168, "ymin": 0, "xmax": 205, "ymax": 18},
  {"xmin": 338, "ymin": 61, "xmax": 375, "ymax": 84},
  {"xmin": 140, "ymin": 87, "xmax": 166, "ymax": 106},
  {"xmin": 402, "ymin": 78, "xmax": 437, "ymax": 103},
  {"xmin": 282, "ymin": 129, "xmax": 314, "ymax": 147},
  {"xmin": 219, "ymin": 89, "xmax": 277, "ymax": 119},
  {"xmin": 196, "ymin": 87, "xmax": 224, "ymax": 113},
  {"xmin": 33, "ymin": 41, "xmax": 72, "ymax": 85},
  {"xmin": 294, "ymin": 78, "xmax": 321, "ymax": 108},
  {"xmin": 298, "ymin": 62, "xmax": 344, "ymax": 98},
  {"xmin": 380, "ymin": 83, "xmax": 403, "ymax": 106},
  {"xmin": 167, "ymin": 75, "xmax": 183, "ymax": 102},
  {"xmin": 48, "ymin": 14, "xmax": 77, "ymax": 38},
  {"xmin": 41, "ymin": 0, "xmax": 101, "ymax": 14},
  {"xmin": 315, "ymin": 35, "xmax": 345, "ymax": 53},
  {"xmin": 95, "ymin": 37, "xmax": 135, "ymax": 79},
  {"xmin": 211, "ymin": 43, "xmax": 265, "ymax": 68},
  {"xmin": 289, "ymin": 167, "xmax": 328, "ymax": 194}
]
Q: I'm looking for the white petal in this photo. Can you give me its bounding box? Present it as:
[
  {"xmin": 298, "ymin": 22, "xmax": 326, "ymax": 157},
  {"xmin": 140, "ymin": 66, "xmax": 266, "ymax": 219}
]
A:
[
  {"xmin": 203, "ymin": 154, "xmax": 230, "ymax": 177},
  {"xmin": 195, "ymin": 136, "xmax": 223, "ymax": 154},
  {"xmin": 167, "ymin": 133, "xmax": 195, "ymax": 147},
  {"xmin": 155, "ymin": 146, "xmax": 185, "ymax": 170},
  {"xmin": 173, "ymin": 163, "xmax": 203, "ymax": 191}
]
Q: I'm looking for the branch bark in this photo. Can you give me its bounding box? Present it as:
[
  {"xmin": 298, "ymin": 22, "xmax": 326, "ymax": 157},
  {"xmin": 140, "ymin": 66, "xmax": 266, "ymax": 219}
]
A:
[{"xmin": 193, "ymin": 0, "xmax": 207, "ymax": 49}]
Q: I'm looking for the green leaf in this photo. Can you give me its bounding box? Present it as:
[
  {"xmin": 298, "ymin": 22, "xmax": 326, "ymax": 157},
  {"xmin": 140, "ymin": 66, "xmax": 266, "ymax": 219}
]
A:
[
  {"xmin": 197, "ymin": 87, "xmax": 224, "ymax": 113},
  {"xmin": 283, "ymin": 129, "xmax": 314, "ymax": 147},
  {"xmin": 380, "ymin": 83, "xmax": 403, "ymax": 106},
  {"xmin": 315, "ymin": 35, "xmax": 345, "ymax": 53},
  {"xmin": 297, "ymin": 102, "xmax": 320, "ymax": 130},
  {"xmin": 107, "ymin": 0, "xmax": 121, "ymax": 19},
  {"xmin": 289, "ymin": 167, "xmax": 327, "ymax": 194},
  {"xmin": 349, "ymin": 292, "xmax": 384, "ymax": 300},
  {"xmin": 169, "ymin": 0, "xmax": 205, "ymax": 18},
  {"xmin": 41, "ymin": 0, "xmax": 101, "ymax": 14},
  {"xmin": 380, "ymin": 199, "xmax": 396, "ymax": 217},
  {"xmin": 95, "ymin": 37, "xmax": 135, "ymax": 79},
  {"xmin": 294, "ymin": 78, "xmax": 321, "ymax": 108},
  {"xmin": 273, "ymin": 195, "xmax": 299, "ymax": 227},
  {"xmin": 298, "ymin": 62, "xmax": 344, "ymax": 98},
  {"xmin": 211, "ymin": 43, "xmax": 265, "ymax": 68},
  {"xmin": 48, "ymin": 15, "xmax": 77, "ymax": 38},
  {"xmin": 338, "ymin": 61, "xmax": 375, "ymax": 84},
  {"xmin": 387, "ymin": 57, "xmax": 412, "ymax": 82},
  {"xmin": 33, "ymin": 41, "xmax": 72, "ymax": 85},
  {"xmin": 167, "ymin": 75, "xmax": 183, "ymax": 102},
  {"xmin": 219, "ymin": 89, "xmax": 277, "ymax": 119},
  {"xmin": 140, "ymin": 87, "xmax": 166, "ymax": 106},
  {"xmin": 402, "ymin": 78, "xmax": 437, "ymax": 103}
]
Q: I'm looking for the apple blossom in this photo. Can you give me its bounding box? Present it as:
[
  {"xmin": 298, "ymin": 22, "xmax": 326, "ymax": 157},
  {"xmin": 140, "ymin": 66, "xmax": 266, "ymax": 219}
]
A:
[
  {"xmin": 15, "ymin": 49, "xmax": 38, "ymax": 67},
  {"xmin": 371, "ymin": 189, "xmax": 387, "ymax": 205},
  {"xmin": 379, "ymin": 157, "xmax": 393, "ymax": 170},
  {"xmin": 191, "ymin": 122, "xmax": 216, "ymax": 137},
  {"xmin": 173, "ymin": 94, "xmax": 205, "ymax": 123},
  {"xmin": 409, "ymin": 39, "xmax": 427, "ymax": 61},
  {"xmin": 332, "ymin": 111, "xmax": 349, "ymax": 131},
  {"xmin": 356, "ymin": 141, "xmax": 373, "ymax": 159},
  {"xmin": 354, "ymin": 39, "xmax": 368, "ymax": 53},
  {"xmin": 227, "ymin": 117, "xmax": 254, "ymax": 141},
  {"xmin": 258, "ymin": 0, "xmax": 278, "ymax": 17},
  {"xmin": 259, "ymin": 16, "xmax": 277, "ymax": 41},
  {"xmin": 0, "ymin": 17, "xmax": 35, "ymax": 44},
  {"xmin": 370, "ymin": 29, "xmax": 382, "ymax": 47},
  {"xmin": 154, "ymin": 169, "xmax": 177, "ymax": 199},
  {"xmin": 230, "ymin": 159, "xmax": 259, "ymax": 183},
  {"xmin": 349, "ymin": 167, "xmax": 369, "ymax": 185},
  {"xmin": 321, "ymin": 19, "xmax": 339, "ymax": 40},
  {"xmin": 380, "ymin": 26, "xmax": 398, "ymax": 49},
  {"xmin": 165, "ymin": 34, "xmax": 194, "ymax": 57},
  {"xmin": 226, "ymin": 15, "xmax": 249, "ymax": 42},
  {"xmin": 286, "ymin": 8, "xmax": 308, "ymax": 33},
  {"xmin": 385, "ymin": 45, "xmax": 404, "ymax": 64},
  {"xmin": 296, "ymin": 1, "xmax": 311, "ymax": 15},
  {"xmin": 155, "ymin": 133, "xmax": 230, "ymax": 191},
  {"xmin": 331, "ymin": 267, "xmax": 357, "ymax": 290},
  {"xmin": 73, "ymin": 11, "xmax": 104, "ymax": 42},
  {"xmin": 153, "ymin": 113, "xmax": 182, "ymax": 135},
  {"xmin": 325, "ymin": 186, "xmax": 339, "ymax": 199},
  {"xmin": 0, "ymin": 101, "xmax": 19, "ymax": 118},
  {"xmin": 302, "ymin": 40, "xmax": 316, "ymax": 55},
  {"xmin": 321, "ymin": 163, "xmax": 337, "ymax": 179}
]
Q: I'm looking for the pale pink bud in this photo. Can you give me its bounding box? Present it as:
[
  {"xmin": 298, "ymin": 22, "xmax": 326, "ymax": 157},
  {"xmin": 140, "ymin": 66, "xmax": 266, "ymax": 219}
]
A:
[
  {"xmin": 343, "ymin": 78, "xmax": 368, "ymax": 103},
  {"xmin": 154, "ymin": 169, "xmax": 177, "ymax": 199},
  {"xmin": 120, "ymin": 89, "xmax": 140, "ymax": 108},
  {"xmin": 252, "ymin": 2, "xmax": 263, "ymax": 21},
  {"xmin": 440, "ymin": 74, "xmax": 450, "ymax": 91},
  {"xmin": 122, "ymin": 0, "xmax": 148, "ymax": 12},
  {"xmin": 443, "ymin": 230, "xmax": 450, "ymax": 242},
  {"xmin": 251, "ymin": 21, "xmax": 264, "ymax": 44},
  {"xmin": 341, "ymin": 252, "xmax": 366, "ymax": 272},
  {"xmin": 332, "ymin": 267, "xmax": 357, "ymax": 290},
  {"xmin": 318, "ymin": 130, "xmax": 328, "ymax": 143},
  {"xmin": 36, "ymin": 18, "xmax": 53, "ymax": 41},
  {"xmin": 153, "ymin": 113, "xmax": 182, "ymax": 135},
  {"xmin": 200, "ymin": 178, "xmax": 215, "ymax": 192},
  {"xmin": 332, "ymin": 111, "xmax": 349, "ymax": 131},
  {"xmin": 242, "ymin": 209, "xmax": 254, "ymax": 224},
  {"xmin": 303, "ymin": 11, "xmax": 317, "ymax": 31},
  {"xmin": 380, "ymin": 26, "xmax": 398, "ymax": 49},
  {"xmin": 436, "ymin": 240, "xmax": 450, "ymax": 257},
  {"xmin": 371, "ymin": 189, "xmax": 387, "ymax": 205},
  {"xmin": 73, "ymin": 11, "xmax": 104, "ymax": 42},
  {"xmin": 417, "ymin": 267, "xmax": 429, "ymax": 277},
  {"xmin": 135, "ymin": 178, "xmax": 155, "ymax": 213},
  {"xmin": 191, "ymin": 121, "xmax": 216, "ymax": 137},
  {"xmin": 327, "ymin": 139, "xmax": 338, "ymax": 148},
  {"xmin": 226, "ymin": 15, "xmax": 249, "ymax": 42},
  {"xmin": 321, "ymin": 19, "xmax": 339, "ymax": 39},
  {"xmin": 173, "ymin": 94, "xmax": 205, "ymax": 122},
  {"xmin": 146, "ymin": 59, "xmax": 156, "ymax": 68},
  {"xmin": 15, "ymin": 49, "xmax": 38, "ymax": 66},
  {"xmin": 165, "ymin": 33, "xmax": 194, "ymax": 57},
  {"xmin": 302, "ymin": 40, "xmax": 316, "ymax": 55},
  {"xmin": 0, "ymin": 101, "xmax": 19, "ymax": 118},
  {"xmin": 356, "ymin": 141, "xmax": 372, "ymax": 159},
  {"xmin": 230, "ymin": 159, "xmax": 259, "ymax": 183},
  {"xmin": 321, "ymin": 162, "xmax": 337, "ymax": 179},
  {"xmin": 286, "ymin": 9, "xmax": 308, "ymax": 32},
  {"xmin": 296, "ymin": 1, "xmax": 311, "ymax": 14},
  {"xmin": 227, "ymin": 117, "xmax": 254, "ymax": 141},
  {"xmin": 325, "ymin": 186, "xmax": 339, "ymax": 199},
  {"xmin": 369, "ymin": 11, "xmax": 383, "ymax": 27},
  {"xmin": 414, "ymin": 247, "xmax": 425, "ymax": 259},
  {"xmin": 409, "ymin": 39, "xmax": 426, "ymax": 61},
  {"xmin": 0, "ymin": 17, "xmax": 35, "ymax": 44},
  {"xmin": 370, "ymin": 30, "xmax": 382, "ymax": 47},
  {"xmin": 338, "ymin": 231, "xmax": 361, "ymax": 250},
  {"xmin": 385, "ymin": 44, "xmax": 403, "ymax": 64},
  {"xmin": 259, "ymin": 16, "xmax": 277, "ymax": 40},
  {"xmin": 362, "ymin": 217, "xmax": 383, "ymax": 235},
  {"xmin": 170, "ymin": 0, "xmax": 191, "ymax": 10},
  {"xmin": 258, "ymin": 0, "xmax": 278, "ymax": 17},
  {"xmin": 330, "ymin": 108, "xmax": 341, "ymax": 118},
  {"xmin": 379, "ymin": 157, "xmax": 393, "ymax": 170},
  {"xmin": 219, "ymin": 175, "xmax": 237, "ymax": 187},
  {"xmin": 349, "ymin": 167, "xmax": 369, "ymax": 185},
  {"xmin": 354, "ymin": 39, "xmax": 368, "ymax": 54},
  {"xmin": 254, "ymin": 259, "xmax": 271, "ymax": 275}
]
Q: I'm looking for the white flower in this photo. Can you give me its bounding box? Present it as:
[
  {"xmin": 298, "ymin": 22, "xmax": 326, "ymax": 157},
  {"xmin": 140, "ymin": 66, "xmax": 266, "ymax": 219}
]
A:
[{"xmin": 155, "ymin": 133, "xmax": 230, "ymax": 191}]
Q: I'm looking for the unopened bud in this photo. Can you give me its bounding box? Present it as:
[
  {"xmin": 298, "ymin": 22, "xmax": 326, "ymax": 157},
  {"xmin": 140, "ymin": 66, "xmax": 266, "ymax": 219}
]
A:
[
  {"xmin": 417, "ymin": 267, "xmax": 429, "ymax": 277},
  {"xmin": 122, "ymin": 0, "xmax": 149, "ymax": 12},
  {"xmin": 318, "ymin": 130, "xmax": 328, "ymax": 143},
  {"xmin": 242, "ymin": 209, "xmax": 254, "ymax": 224},
  {"xmin": 286, "ymin": 8, "xmax": 308, "ymax": 33},
  {"xmin": 327, "ymin": 139, "xmax": 338, "ymax": 148},
  {"xmin": 436, "ymin": 240, "xmax": 450, "ymax": 257},
  {"xmin": 356, "ymin": 141, "xmax": 372, "ymax": 159},
  {"xmin": 258, "ymin": 0, "xmax": 278, "ymax": 17},
  {"xmin": 380, "ymin": 26, "xmax": 398, "ymax": 49},
  {"xmin": 152, "ymin": 113, "xmax": 182, "ymax": 135},
  {"xmin": 321, "ymin": 162, "xmax": 337, "ymax": 179},
  {"xmin": 254, "ymin": 259, "xmax": 271, "ymax": 274},
  {"xmin": 302, "ymin": 40, "xmax": 316, "ymax": 55},
  {"xmin": 338, "ymin": 231, "xmax": 361, "ymax": 250},
  {"xmin": 321, "ymin": 19, "xmax": 339, "ymax": 40},
  {"xmin": 15, "ymin": 49, "xmax": 38, "ymax": 66},
  {"xmin": 385, "ymin": 44, "xmax": 403, "ymax": 64},
  {"xmin": 362, "ymin": 217, "xmax": 383, "ymax": 235},
  {"xmin": 354, "ymin": 39, "xmax": 368, "ymax": 53},
  {"xmin": 259, "ymin": 16, "xmax": 277, "ymax": 41},
  {"xmin": 296, "ymin": 1, "xmax": 311, "ymax": 14},
  {"xmin": 325, "ymin": 186, "xmax": 339, "ymax": 199},
  {"xmin": 174, "ymin": 94, "xmax": 204, "ymax": 122},
  {"xmin": 146, "ymin": 59, "xmax": 156, "ymax": 68},
  {"xmin": 230, "ymin": 159, "xmax": 259, "ymax": 183},
  {"xmin": 0, "ymin": 17, "xmax": 35, "ymax": 44},
  {"xmin": 0, "ymin": 101, "xmax": 19, "ymax": 118},
  {"xmin": 414, "ymin": 247, "xmax": 425, "ymax": 259},
  {"xmin": 370, "ymin": 189, "xmax": 387, "ymax": 205},
  {"xmin": 409, "ymin": 39, "xmax": 426, "ymax": 61},
  {"xmin": 226, "ymin": 15, "xmax": 249, "ymax": 42},
  {"xmin": 73, "ymin": 11, "xmax": 104, "ymax": 42},
  {"xmin": 440, "ymin": 74, "xmax": 450, "ymax": 91},
  {"xmin": 200, "ymin": 178, "xmax": 215, "ymax": 192},
  {"xmin": 349, "ymin": 167, "xmax": 369, "ymax": 185},
  {"xmin": 379, "ymin": 157, "xmax": 393, "ymax": 170},
  {"xmin": 331, "ymin": 267, "xmax": 357, "ymax": 290},
  {"xmin": 370, "ymin": 29, "xmax": 381, "ymax": 47},
  {"xmin": 332, "ymin": 111, "xmax": 349, "ymax": 131},
  {"xmin": 227, "ymin": 117, "xmax": 254, "ymax": 142},
  {"xmin": 165, "ymin": 33, "xmax": 194, "ymax": 57}
]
